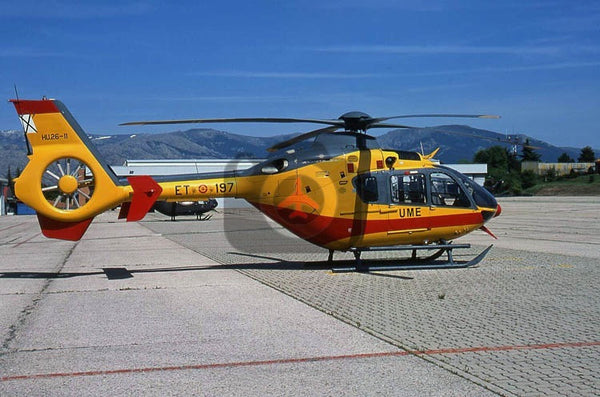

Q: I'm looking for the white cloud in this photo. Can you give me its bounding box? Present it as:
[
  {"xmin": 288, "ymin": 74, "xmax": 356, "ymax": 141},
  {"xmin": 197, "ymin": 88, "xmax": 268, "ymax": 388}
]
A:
[
  {"xmin": 407, "ymin": 61, "xmax": 600, "ymax": 76},
  {"xmin": 0, "ymin": 48, "xmax": 70, "ymax": 58},
  {"xmin": 188, "ymin": 60, "xmax": 600, "ymax": 82},
  {"xmin": 188, "ymin": 71, "xmax": 381, "ymax": 79},
  {"xmin": 310, "ymin": 45, "xmax": 561, "ymax": 56},
  {"xmin": 0, "ymin": 1, "xmax": 154, "ymax": 19}
]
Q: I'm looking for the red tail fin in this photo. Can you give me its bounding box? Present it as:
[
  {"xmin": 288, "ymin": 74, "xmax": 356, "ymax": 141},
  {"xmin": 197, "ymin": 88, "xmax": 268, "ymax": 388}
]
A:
[{"xmin": 118, "ymin": 175, "xmax": 162, "ymax": 221}]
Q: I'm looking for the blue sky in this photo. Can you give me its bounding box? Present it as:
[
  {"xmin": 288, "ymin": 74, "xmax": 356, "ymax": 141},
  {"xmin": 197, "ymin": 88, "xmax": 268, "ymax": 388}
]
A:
[{"xmin": 1, "ymin": 1, "xmax": 599, "ymax": 149}]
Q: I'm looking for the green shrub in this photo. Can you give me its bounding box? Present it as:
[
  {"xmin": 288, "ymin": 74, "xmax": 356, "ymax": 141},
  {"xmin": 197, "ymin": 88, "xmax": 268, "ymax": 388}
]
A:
[
  {"xmin": 520, "ymin": 170, "xmax": 539, "ymax": 189},
  {"xmin": 543, "ymin": 167, "xmax": 557, "ymax": 182}
]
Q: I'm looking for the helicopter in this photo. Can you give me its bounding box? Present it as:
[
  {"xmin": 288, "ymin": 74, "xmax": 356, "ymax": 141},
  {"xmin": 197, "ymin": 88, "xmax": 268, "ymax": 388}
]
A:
[
  {"xmin": 9, "ymin": 98, "xmax": 501, "ymax": 271},
  {"xmin": 153, "ymin": 199, "xmax": 218, "ymax": 221}
]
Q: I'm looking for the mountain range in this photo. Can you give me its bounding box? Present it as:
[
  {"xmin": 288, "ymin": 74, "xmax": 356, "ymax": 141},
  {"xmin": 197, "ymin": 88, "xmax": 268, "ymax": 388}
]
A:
[{"xmin": 0, "ymin": 126, "xmax": 592, "ymax": 179}]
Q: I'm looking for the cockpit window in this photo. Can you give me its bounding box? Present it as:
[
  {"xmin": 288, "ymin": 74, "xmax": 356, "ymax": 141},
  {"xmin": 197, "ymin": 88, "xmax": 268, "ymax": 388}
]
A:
[
  {"xmin": 430, "ymin": 172, "xmax": 472, "ymax": 207},
  {"xmin": 390, "ymin": 173, "xmax": 427, "ymax": 204}
]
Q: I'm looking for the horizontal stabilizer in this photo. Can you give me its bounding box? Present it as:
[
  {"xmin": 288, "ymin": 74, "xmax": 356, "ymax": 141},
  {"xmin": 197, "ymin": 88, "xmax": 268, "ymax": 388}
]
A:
[
  {"xmin": 37, "ymin": 213, "xmax": 94, "ymax": 241},
  {"xmin": 123, "ymin": 175, "xmax": 162, "ymax": 222}
]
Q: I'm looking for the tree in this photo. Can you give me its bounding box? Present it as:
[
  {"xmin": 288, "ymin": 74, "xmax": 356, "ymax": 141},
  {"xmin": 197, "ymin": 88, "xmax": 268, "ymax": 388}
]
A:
[
  {"xmin": 474, "ymin": 146, "xmax": 510, "ymax": 171},
  {"xmin": 520, "ymin": 139, "xmax": 541, "ymax": 162},
  {"xmin": 474, "ymin": 146, "xmax": 521, "ymax": 194},
  {"xmin": 557, "ymin": 152, "xmax": 574, "ymax": 163},
  {"xmin": 520, "ymin": 169, "xmax": 538, "ymax": 189},
  {"xmin": 508, "ymin": 150, "xmax": 520, "ymax": 172},
  {"xmin": 578, "ymin": 146, "xmax": 596, "ymax": 162},
  {"xmin": 6, "ymin": 166, "xmax": 14, "ymax": 197},
  {"xmin": 542, "ymin": 167, "xmax": 557, "ymax": 182}
]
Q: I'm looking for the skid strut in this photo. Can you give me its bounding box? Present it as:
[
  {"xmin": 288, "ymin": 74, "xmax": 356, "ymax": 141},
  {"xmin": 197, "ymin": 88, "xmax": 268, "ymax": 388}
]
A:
[{"xmin": 330, "ymin": 243, "xmax": 493, "ymax": 273}]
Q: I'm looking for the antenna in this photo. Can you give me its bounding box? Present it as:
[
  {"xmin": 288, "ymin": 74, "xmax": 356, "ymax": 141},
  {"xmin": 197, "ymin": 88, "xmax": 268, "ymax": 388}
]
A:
[
  {"xmin": 13, "ymin": 84, "xmax": 33, "ymax": 155},
  {"xmin": 510, "ymin": 128, "xmax": 518, "ymax": 156}
]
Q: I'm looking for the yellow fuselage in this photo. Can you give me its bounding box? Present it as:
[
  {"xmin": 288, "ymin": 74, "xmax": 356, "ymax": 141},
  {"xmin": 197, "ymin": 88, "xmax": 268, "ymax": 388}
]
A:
[{"xmin": 150, "ymin": 150, "xmax": 488, "ymax": 251}]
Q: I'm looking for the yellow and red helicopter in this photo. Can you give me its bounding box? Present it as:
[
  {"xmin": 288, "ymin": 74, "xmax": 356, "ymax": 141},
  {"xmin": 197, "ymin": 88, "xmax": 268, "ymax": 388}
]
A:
[{"xmin": 9, "ymin": 98, "xmax": 501, "ymax": 271}]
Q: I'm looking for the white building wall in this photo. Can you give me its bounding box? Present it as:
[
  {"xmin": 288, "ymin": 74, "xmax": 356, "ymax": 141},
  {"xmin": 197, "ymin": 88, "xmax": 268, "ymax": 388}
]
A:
[
  {"xmin": 446, "ymin": 164, "xmax": 488, "ymax": 186},
  {"xmin": 521, "ymin": 161, "xmax": 596, "ymax": 176},
  {"xmin": 0, "ymin": 178, "xmax": 8, "ymax": 216}
]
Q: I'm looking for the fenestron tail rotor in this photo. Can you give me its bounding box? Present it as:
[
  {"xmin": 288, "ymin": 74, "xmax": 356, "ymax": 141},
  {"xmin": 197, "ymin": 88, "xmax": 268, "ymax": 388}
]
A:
[{"xmin": 41, "ymin": 158, "xmax": 95, "ymax": 211}]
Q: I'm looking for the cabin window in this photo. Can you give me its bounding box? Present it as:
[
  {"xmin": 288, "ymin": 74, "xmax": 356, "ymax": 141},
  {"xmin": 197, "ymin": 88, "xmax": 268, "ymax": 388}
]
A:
[
  {"xmin": 390, "ymin": 173, "xmax": 426, "ymax": 204},
  {"xmin": 430, "ymin": 172, "xmax": 472, "ymax": 207},
  {"xmin": 355, "ymin": 175, "xmax": 379, "ymax": 202}
]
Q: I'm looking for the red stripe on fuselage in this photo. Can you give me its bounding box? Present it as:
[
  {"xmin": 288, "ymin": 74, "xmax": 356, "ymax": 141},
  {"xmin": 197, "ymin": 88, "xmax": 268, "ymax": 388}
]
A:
[
  {"xmin": 252, "ymin": 202, "xmax": 483, "ymax": 247},
  {"xmin": 10, "ymin": 99, "xmax": 59, "ymax": 115}
]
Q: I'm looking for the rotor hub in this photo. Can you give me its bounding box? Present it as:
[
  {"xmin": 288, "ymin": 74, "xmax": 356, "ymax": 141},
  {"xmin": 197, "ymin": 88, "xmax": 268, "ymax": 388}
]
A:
[
  {"xmin": 58, "ymin": 175, "xmax": 78, "ymax": 194},
  {"xmin": 338, "ymin": 111, "xmax": 374, "ymax": 132}
]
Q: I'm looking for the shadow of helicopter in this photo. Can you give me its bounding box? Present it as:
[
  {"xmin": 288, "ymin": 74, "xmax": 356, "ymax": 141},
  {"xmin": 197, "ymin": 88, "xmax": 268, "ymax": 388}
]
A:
[
  {"xmin": 4, "ymin": 247, "xmax": 464, "ymax": 280},
  {"xmin": 0, "ymin": 249, "xmax": 489, "ymax": 281}
]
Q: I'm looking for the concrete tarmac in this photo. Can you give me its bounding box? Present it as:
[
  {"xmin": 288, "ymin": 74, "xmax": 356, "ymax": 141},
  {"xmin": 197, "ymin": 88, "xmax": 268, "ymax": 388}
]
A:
[
  {"xmin": 1, "ymin": 212, "xmax": 495, "ymax": 396},
  {"xmin": 1, "ymin": 196, "xmax": 599, "ymax": 396}
]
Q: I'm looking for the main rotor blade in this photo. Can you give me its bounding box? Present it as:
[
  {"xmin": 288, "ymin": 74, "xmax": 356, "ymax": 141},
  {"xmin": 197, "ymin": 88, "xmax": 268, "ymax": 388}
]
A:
[
  {"xmin": 374, "ymin": 114, "xmax": 500, "ymax": 123},
  {"xmin": 412, "ymin": 127, "xmax": 541, "ymax": 148},
  {"xmin": 120, "ymin": 117, "xmax": 345, "ymax": 127},
  {"xmin": 267, "ymin": 126, "xmax": 340, "ymax": 152},
  {"xmin": 368, "ymin": 122, "xmax": 418, "ymax": 129}
]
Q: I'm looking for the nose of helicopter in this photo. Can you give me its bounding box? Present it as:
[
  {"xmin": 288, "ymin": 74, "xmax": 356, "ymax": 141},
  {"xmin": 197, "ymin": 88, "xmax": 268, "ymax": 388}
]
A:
[{"xmin": 495, "ymin": 203, "xmax": 502, "ymax": 217}]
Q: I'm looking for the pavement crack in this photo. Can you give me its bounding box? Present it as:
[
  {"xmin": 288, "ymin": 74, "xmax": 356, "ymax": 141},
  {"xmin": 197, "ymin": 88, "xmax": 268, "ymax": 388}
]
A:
[{"xmin": 0, "ymin": 241, "xmax": 79, "ymax": 354}]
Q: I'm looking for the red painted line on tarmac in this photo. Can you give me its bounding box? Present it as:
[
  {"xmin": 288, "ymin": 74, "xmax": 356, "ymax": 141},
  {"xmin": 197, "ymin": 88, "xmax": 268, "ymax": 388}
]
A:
[
  {"xmin": 2, "ymin": 340, "xmax": 599, "ymax": 382},
  {"xmin": 0, "ymin": 351, "xmax": 404, "ymax": 381},
  {"xmin": 411, "ymin": 340, "xmax": 600, "ymax": 355}
]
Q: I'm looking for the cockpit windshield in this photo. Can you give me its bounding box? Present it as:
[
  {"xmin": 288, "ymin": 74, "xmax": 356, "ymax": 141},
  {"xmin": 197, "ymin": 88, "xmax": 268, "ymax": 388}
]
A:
[
  {"xmin": 460, "ymin": 176, "xmax": 498, "ymax": 209},
  {"xmin": 436, "ymin": 166, "xmax": 497, "ymax": 209}
]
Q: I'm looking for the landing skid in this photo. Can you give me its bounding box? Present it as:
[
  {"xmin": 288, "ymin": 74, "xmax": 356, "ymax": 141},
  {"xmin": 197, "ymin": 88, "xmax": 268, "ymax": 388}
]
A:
[
  {"xmin": 169, "ymin": 213, "xmax": 213, "ymax": 221},
  {"xmin": 197, "ymin": 213, "xmax": 212, "ymax": 221},
  {"xmin": 330, "ymin": 243, "xmax": 493, "ymax": 273}
]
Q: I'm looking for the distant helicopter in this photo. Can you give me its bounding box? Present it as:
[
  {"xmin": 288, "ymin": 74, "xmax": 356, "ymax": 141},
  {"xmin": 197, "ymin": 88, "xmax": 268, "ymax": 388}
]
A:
[
  {"xmin": 153, "ymin": 199, "xmax": 218, "ymax": 221},
  {"xmin": 10, "ymin": 98, "xmax": 501, "ymax": 271}
]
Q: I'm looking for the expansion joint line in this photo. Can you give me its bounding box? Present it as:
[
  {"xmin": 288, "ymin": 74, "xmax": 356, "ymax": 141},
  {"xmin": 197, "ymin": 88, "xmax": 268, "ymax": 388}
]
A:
[{"xmin": 0, "ymin": 242, "xmax": 79, "ymax": 353}]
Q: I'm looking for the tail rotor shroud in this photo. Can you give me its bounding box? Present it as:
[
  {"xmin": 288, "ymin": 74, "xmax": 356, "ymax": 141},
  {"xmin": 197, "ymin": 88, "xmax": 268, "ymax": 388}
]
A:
[{"xmin": 41, "ymin": 158, "xmax": 95, "ymax": 211}]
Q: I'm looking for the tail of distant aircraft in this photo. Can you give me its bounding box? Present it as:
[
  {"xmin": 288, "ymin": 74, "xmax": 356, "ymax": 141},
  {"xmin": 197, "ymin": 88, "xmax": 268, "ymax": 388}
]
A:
[{"xmin": 9, "ymin": 99, "xmax": 162, "ymax": 240}]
